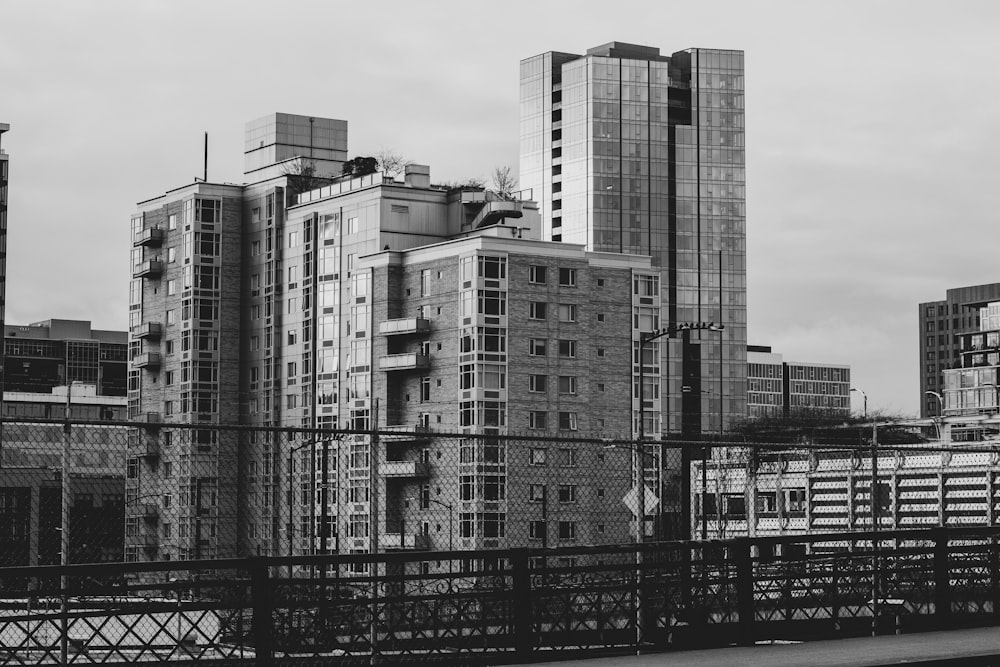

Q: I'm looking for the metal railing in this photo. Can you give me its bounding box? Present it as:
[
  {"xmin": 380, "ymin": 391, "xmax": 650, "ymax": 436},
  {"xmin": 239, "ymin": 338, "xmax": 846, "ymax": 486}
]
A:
[{"xmin": 1, "ymin": 526, "xmax": 999, "ymax": 664}]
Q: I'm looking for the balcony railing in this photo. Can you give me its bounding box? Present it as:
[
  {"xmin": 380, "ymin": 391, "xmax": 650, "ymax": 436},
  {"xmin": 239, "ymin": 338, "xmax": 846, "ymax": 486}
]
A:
[
  {"xmin": 381, "ymin": 461, "xmax": 430, "ymax": 478},
  {"xmin": 378, "ymin": 317, "xmax": 431, "ymax": 336},
  {"xmin": 132, "ymin": 322, "xmax": 163, "ymax": 340},
  {"xmin": 133, "ymin": 227, "xmax": 165, "ymax": 247},
  {"xmin": 378, "ymin": 353, "xmax": 430, "ymax": 371},
  {"xmin": 377, "ymin": 532, "xmax": 432, "ymax": 550},
  {"xmin": 132, "ymin": 259, "xmax": 163, "ymax": 279},
  {"xmin": 133, "ymin": 352, "xmax": 162, "ymax": 369},
  {"xmin": 381, "ymin": 424, "xmax": 431, "ymax": 444}
]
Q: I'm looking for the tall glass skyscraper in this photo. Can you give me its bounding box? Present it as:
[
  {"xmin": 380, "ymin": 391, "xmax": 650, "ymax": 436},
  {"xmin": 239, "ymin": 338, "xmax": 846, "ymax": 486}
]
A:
[{"xmin": 520, "ymin": 42, "xmax": 746, "ymax": 435}]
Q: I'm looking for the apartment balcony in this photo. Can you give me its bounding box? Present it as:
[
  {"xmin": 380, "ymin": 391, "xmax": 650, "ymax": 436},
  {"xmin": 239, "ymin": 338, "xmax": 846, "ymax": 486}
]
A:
[
  {"xmin": 140, "ymin": 412, "xmax": 162, "ymax": 427},
  {"xmin": 132, "ymin": 322, "xmax": 163, "ymax": 340},
  {"xmin": 381, "ymin": 461, "xmax": 430, "ymax": 479},
  {"xmin": 131, "ymin": 532, "xmax": 158, "ymax": 548},
  {"xmin": 379, "ymin": 353, "xmax": 430, "ymax": 372},
  {"xmin": 132, "ymin": 259, "xmax": 163, "ymax": 279},
  {"xmin": 139, "ymin": 436, "xmax": 160, "ymax": 459},
  {"xmin": 378, "ymin": 532, "xmax": 431, "ymax": 551},
  {"xmin": 133, "ymin": 227, "xmax": 165, "ymax": 247},
  {"xmin": 378, "ymin": 317, "xmax": 431, "ymax": 337},
  {"xmin": 133, "ymin": 352, "xmax": 162, "ymax": 370},
  {"xmin": 381, "ymin": 424, "xmax": 431, "ymax": 444},
  {"xmin": 141, "ymin": 503, "xmax": 159, "ymax": 521}
]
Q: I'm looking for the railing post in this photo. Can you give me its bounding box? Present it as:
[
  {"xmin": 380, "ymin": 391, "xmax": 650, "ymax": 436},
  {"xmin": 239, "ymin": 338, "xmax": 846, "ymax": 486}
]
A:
[
  {"xmin": 933, "ymin": 527, "xmax": 951, "ymax": 630},
  {"xmin": 510, "ymin": 548, "xmax": 533, "ymax": 658},
  {"xmin": 735, "ymin": 538, "xmax": 754, "ymax": 646},
  {"xmin": 249, "ymin": 557, "xmax": 275, "ymax": 664}
]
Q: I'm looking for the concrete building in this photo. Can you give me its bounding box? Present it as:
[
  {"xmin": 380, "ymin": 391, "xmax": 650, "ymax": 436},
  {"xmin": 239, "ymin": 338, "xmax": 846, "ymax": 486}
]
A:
[
  {"xmin": 0, "ymin": 385, "xmax": 127, "ymax": 566},
  {"xmin": 696, "ymin": 433, "xmax": 998, "ymax": 543},
  {"xmin": 746, "ymin": 345, "xmax": 851, "ymax": 419},
  {"xmin": 519, "ymin": 42, "xmax": 747, "ymax": 436},
  {"xmin": 128, "ymin": 112, "xmax": 682, "ymax": 561},
  {"xmin": 919, "ymin": 283, "xmax": 1000, "ymax": 418},
  {"xmin": 4, "ymin": 319, "xmax": 127, "ymax": 397}
]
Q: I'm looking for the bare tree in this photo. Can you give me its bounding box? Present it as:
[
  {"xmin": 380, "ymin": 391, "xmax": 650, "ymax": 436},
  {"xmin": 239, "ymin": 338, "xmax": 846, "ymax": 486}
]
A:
[
  {"xmin": 375, "ymin": 148, "xmax": 413, "ymax": 179},
  {"xmin": 490, "ymin": 165, "xmax": 518, "ymax": 200}
]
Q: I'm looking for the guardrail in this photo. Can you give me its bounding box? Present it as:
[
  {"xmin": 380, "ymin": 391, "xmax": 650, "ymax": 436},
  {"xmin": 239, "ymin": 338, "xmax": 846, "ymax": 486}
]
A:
[{"xmin": 1, "ymin": 526, "xmax": 999, "ymax": 664}]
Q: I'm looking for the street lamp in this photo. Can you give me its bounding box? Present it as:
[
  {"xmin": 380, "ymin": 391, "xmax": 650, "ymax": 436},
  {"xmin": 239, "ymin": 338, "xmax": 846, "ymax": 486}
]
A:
[
  {"xmin": 851, "ymin": 387, "xmax": 867, "ymax": 420},
  {"xmin": 637, "ymin": 322, "xmax": 724, "ymax": 540},
  {"xmin": 924, "ymin": 391, "xmax": 943, "ymax": 441}
]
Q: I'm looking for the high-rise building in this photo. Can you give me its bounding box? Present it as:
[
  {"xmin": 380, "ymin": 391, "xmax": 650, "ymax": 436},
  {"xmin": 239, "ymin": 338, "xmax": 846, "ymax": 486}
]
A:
[
  {"xmin": 746, "ymin": 345, "xmax": 851, "ymax": 419},
  {"xmin": 1, "ymin": 123, "xmax": 10, "ymax": 401},
  {"xmin": 128, "ymin": 112, "xmax": 681, "ymax": 560},
  {"xmin": 918, "ymin": 283, "xmax": 1000, "ymax": 418},
  {"xmin": 519, "ymin": 42, "xmax": 746, "ymax": 435}
]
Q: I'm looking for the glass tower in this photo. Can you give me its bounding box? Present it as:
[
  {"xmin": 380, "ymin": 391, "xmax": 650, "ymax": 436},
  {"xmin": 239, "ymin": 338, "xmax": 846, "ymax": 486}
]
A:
[{"xmin": 520, "ymin": 42, "xmax": 746, "ymax": 434}]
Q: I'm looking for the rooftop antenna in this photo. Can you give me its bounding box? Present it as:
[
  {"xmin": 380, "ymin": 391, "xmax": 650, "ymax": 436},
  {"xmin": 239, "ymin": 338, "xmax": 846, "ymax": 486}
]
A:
[{"xmin": 203, "ymin": 131, "xmax": 208, "ymax": 182}]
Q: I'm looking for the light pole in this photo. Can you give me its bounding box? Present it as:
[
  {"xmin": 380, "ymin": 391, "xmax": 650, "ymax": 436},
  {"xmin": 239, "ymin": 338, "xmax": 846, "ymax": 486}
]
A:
[
  {"xmin": 924, "ymin": 391, "xmax": 943, "ymax": 440},
  {"xmin": 851, "ymin": 387, "xmax": 867, "ymax": 420},
  {"xmin": 637, "ymin": 322, "xmax": 724, "ymax": 541}
]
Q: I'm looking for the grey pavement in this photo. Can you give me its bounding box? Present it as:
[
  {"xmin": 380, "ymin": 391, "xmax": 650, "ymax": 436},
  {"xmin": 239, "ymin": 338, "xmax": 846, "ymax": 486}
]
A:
[{"xmin": 527, "ymin": 627, "xmax": 1000, "ymax": 666}]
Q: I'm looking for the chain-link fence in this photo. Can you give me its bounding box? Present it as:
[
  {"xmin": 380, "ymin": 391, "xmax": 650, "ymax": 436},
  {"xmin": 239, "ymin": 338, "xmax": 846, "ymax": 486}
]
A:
[{"xmin": 3, "ymin": 417, "xmax": 1000, "ymax": 567}]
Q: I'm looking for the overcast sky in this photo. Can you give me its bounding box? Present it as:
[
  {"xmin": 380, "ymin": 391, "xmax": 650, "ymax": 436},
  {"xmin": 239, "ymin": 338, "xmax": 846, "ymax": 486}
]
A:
[{"xmin": 3, "ymin": 0, "xmax": 998, "ymax": 415}]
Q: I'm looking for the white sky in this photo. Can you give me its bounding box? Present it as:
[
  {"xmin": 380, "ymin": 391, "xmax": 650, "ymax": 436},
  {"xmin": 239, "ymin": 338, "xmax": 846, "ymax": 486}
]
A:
[{"xmin": 3, "ymin": 0, "xmax": 999, "ymax": 416}]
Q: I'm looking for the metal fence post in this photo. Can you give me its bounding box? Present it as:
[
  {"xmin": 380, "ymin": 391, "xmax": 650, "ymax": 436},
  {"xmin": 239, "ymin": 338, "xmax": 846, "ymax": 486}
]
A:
[
  {"xmin": 249, "ymin": 557, "xmax": 275, "ymax": 663},
  {"xmin": 933, "ymin": 528, "xmax": 951, "ymax": 629},
  {"xmin": 735, "ymin": 537, "xmax": 754, "ymax": 646},
  {"xmin": 510, "ymin": 548, "xmax": 533, "ymax": 658}
]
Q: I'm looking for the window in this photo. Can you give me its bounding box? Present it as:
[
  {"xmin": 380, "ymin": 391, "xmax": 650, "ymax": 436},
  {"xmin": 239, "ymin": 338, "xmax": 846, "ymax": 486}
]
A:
[
  {"xmin": 529, "ymin": 302, "xmax": 547, "ymax": 320},
  {"xmin": 530, "ymin": 448, "xmax": 547, "ymax": 465},
  {"xmin": 288, "ymin": 231, "xmax": 298, "ymax": 247},
  {"xmin": 529, "ymin": 521, "xmax": 546, "ymax": 540},
  {"xmin": 168, "ymin": 213, "xmax": 178, "ymax": 230},
  {"xmin": 529, "ymin": 265, "xmax": 546, "ymax": 284},
  {"xmin": 558, "ymin": 485, "xmax": 577, "ymax": 503},
  {"xmin": 528, "ymin": 411, "xmax": 547, "ymax": 429},
  {"xmin": 724, "ymin": 494, "xmax": 746, "ymax": 519},
  {"xmin": 529, "ymin": 375, "xmax": 547, "ymax": 392},
  {"xmin": 529, "ymin": 339, "xmax": 547, "ymax": 356},
  {"xmin": 597, "ymin": 348, "xmax": 606, "ymax": 358},
  {"xmin": 420, "ymin": 269, "xmax": 431, "ymax": 296},
  {"xmin": 558, "ymin": 376, "xmax": 577, "ymax": 394},
  {"xmin": 558, "ymin": 268, "xmax": 577, "ymax": 286},
  {"xmin": 597, "ymin": 313, "xmax": 605, "ymax": 322},
  {"xmin": 167, "ymin": 280, "xmax": 176, "ymax": 296},
  {"xmin": 757, "ymin": 492, "xmax": 777, "ymax": 515},
  {"xmin": 529, "ymin": 484, "xmax": 546, "ymax": 502},
  {"xmin": 420, "ymin": 376, "xmax": 431, "ymax": 402},
  {"xmin": 558, "ymin": 521, "xmax": 577, "ymax": 540},
  {"xmin": 783, "ymin": 488, "xmax": 806, "ymax": 515},
  {"xmin": 558, "ymin": 340, "xmax": 577, "ymax": 358},
  {"xmin": 166, "ymin": 309, "xmax": 176, "ymax": 325},
  {"xmin": 167, "ymin": 247, "xmax": 176, "ymax": 263},
  {"xmin": 558, "ymin": 304, "xmax": 577, "ymax": 322},
  {"xmin": 557, "ymin": 447, "xmax": 578, "ymax": 466},
  {"xmin": 251, "ymin": 240, "xmax": 261, "ymax": 256}
]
